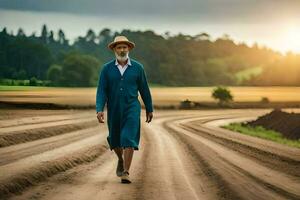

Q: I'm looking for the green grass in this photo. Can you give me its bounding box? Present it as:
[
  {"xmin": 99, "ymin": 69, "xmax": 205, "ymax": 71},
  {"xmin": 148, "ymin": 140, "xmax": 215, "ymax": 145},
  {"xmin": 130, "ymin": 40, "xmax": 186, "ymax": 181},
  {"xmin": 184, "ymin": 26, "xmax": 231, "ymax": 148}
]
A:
[
  {"xmin": 0, "ymin": 84, "xmax": 167, "ymax": 91},
  {"xmin": 222, "ymin": 123, "xmax": 300, "ymax": 148},
  {"xmin": 0, "ymin": 85, "xmax": 49, "ymax": 91},
  {"xmin": 235, "ymin": 66, "xmax": 262, "ymax": 83}
]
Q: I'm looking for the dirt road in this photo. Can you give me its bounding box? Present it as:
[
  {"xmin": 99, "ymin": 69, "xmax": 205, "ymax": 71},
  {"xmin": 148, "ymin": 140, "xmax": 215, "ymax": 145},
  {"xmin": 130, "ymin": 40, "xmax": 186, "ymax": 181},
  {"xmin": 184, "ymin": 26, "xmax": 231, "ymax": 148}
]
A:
[{"xmin": 0, "ymin": 109, "xmax": 299, "ymax": 200}]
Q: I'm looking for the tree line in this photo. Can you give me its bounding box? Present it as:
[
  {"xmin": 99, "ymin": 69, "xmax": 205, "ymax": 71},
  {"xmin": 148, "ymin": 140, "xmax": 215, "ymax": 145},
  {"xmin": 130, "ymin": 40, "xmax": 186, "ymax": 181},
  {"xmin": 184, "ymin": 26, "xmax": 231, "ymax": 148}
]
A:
[{"xmin": 1, "ymin": 25, "xmax": 299, "ymax": 87}]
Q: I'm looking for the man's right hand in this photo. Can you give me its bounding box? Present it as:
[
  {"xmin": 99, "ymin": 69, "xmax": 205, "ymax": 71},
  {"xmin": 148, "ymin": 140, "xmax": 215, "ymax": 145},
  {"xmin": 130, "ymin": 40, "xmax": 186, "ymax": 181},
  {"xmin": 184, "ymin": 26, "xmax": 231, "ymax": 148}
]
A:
[{"xmin": 97, "ymin": 112, "xmax": 105, "ymax": 123}]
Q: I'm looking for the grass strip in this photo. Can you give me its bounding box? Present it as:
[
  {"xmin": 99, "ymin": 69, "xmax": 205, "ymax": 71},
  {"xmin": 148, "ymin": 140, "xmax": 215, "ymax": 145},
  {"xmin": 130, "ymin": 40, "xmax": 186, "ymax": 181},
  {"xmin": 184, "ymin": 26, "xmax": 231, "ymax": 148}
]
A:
[{"xmin": 222, "ymin": 123, "xmax": 300, "ymax": 148}]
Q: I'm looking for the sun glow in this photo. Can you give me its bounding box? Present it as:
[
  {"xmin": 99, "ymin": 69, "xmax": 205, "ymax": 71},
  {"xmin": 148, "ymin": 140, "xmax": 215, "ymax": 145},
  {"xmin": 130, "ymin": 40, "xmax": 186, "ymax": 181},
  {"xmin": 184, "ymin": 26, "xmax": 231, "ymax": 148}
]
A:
[{"xmin": 282, "ymin": 25, "xmax": 300, "ymax": 53}]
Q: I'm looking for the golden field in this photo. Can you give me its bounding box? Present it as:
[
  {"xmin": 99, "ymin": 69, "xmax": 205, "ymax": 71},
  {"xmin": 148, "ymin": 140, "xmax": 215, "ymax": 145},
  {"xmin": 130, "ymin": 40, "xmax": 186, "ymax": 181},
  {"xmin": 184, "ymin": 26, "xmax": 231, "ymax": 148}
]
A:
[{"xmin": 1, "ymin": 86, "xmax": 300, "ymax": 106}]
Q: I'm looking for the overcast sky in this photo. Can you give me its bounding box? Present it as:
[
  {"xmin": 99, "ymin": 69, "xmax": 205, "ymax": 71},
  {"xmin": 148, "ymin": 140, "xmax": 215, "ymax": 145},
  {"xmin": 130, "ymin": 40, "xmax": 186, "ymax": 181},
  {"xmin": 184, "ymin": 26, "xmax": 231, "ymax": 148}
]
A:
[{"xmin": 1, "ymin": 0, "xmax": 300, "ymax": 53}]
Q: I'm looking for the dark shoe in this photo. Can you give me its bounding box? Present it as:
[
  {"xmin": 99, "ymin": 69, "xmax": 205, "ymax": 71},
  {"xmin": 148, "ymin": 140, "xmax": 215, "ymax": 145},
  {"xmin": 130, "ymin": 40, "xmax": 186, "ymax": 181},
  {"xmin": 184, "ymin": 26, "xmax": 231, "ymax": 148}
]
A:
[
  {"xmin": 116, "ymin": 159, "xmax": 124, "ymax": 177},
  {"xmin": 121, "ymin": 171, "xmax": 131, "ymax": 184}
]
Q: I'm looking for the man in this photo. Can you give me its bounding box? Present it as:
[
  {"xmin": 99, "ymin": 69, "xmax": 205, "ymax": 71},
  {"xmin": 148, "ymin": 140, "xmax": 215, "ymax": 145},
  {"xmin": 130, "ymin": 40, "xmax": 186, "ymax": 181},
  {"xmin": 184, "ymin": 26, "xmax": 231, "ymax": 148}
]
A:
[{"xmin": 96, "ymin": 35, "xmax": 153, "ymax": 184}]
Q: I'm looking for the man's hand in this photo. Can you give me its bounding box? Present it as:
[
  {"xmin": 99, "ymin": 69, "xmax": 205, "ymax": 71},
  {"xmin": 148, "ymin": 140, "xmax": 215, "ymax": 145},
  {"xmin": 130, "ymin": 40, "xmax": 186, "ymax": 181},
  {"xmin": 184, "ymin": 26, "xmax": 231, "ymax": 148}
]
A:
[
  {"xmin": 145, "ymin": 111, "xmax": 153, "ymax": 123},
  {"xmin": 97, "ymin": 112, "xmax": 105, "ymax": 123}
]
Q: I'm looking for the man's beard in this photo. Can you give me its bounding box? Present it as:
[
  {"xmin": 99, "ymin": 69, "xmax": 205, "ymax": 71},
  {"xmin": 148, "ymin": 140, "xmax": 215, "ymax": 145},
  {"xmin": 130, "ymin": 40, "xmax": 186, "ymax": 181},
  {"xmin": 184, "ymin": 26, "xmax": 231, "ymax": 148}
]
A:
[{"xmin": 115, "ymin": 52, "xmax": 129, "ymax": 62}]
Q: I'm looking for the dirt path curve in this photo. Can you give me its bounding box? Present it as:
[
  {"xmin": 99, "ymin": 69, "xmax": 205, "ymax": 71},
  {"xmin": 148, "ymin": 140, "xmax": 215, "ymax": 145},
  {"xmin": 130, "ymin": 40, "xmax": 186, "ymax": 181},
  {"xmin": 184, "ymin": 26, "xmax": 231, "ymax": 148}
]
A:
[{"xmin": 1, "ymin": 109, "xmax": 299, "ymax": 200}]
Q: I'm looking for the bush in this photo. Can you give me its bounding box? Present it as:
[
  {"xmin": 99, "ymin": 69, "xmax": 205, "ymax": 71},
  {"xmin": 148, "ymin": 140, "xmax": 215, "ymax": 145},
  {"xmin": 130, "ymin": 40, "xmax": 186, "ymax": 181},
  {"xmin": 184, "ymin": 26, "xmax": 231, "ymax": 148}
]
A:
[
  {"xmin": 180, "ymin": 99, "xmax": 192, "ymax": 109},
  {"xmin": 47, "ymin": 64, "xmax": 62, "ymax": 86},
  {"xmin": 212, "ymin": 86, "xmax": 233, "ymax": 106},
  {"xmin": 260, "ymin": 97, "xmax": 270, "ymax": 104},
  {"xmin": 60, "ymin": 53, "xmax": 100, "ymax": 87},
  {"xmin": 29, "ymin": 77, "xmax": 38, "ymax": 86}
]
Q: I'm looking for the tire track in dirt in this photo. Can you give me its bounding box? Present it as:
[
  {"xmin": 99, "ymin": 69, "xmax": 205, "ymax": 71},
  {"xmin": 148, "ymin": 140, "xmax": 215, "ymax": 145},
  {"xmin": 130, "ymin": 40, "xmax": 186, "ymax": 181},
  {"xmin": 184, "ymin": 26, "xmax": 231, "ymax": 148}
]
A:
[
  {"xmin": 0, "ymin": 119, "xmax": 97, "ymax": 148},
  {"xmin": 4, "ymin": 113, "xmax": 198, "ymax": 200},
  {"xmin": 0, "ymin": 119, "xmax": 99, "ymax": 147},
  {"xmin": 164, "ymin": 115, "xmax": 300, "ymax": 200},
  {"xmin": 1, "ymin": 111, "xmax": 179, "ymax": 199},
  {"xmin": 139, "ymin": 116, "xmax": 216, "ymax": 200},
  {"xmin": 183, "ymin": 121, "xmax": 300, "ymax": 178},
  {"xmin": 0, "ymin": 126, "xmax": 108, "ymax": 165},
  {"xmin": 0, "ymin": 111, "xmax": 94, "ymax": 128},
  {"xmin": 0, "ymin": 144, "xmax": 108, "ymax": 199},
  {"xmin": 8, "ymin": 124, "xmax": 151, "ymax": 200},
  {"xmin": 0, "ymin": 129, "xmax": 109, "ymax": 198},
  {"xmin": 0, "ymin": 117, "xmax": 96, "ymax": 134},
  {"xmin": 2, "ymin": 110, "xmax": 299, "ymax": 200}
]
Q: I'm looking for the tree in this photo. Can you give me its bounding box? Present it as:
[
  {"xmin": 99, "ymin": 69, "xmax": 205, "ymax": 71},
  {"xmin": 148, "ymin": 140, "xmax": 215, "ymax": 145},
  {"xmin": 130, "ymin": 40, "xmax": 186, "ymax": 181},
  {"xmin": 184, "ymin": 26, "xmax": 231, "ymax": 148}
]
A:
[
  {"xmin": 85, "ymin": 29, "xmax": 96, "ymax": 42},
  {"xmin": 17, "ymin": 69, "xmax": 27, "ymax": 79},
  {"xmin": 17, "ymin": 28, "xmax": 26, "ymax": 37},
  {"xmin": 49, "ymin": 30, "xmax": 55, "ymax": 43},
  {"xmin": 98, "ymin": 28, "xmax": 111, "ymax": 44},
  {"xmin": 212, "ymin": 86, "xmax": 233, "ymax": 106},
  {"xmin": 58, "ymin": 29, "xmax": 66, "ymax": 45},
  {"xmin": 47, "ymin": 64, "xmax": 62, "ymax": 86},
  {"xmin": 29, "ymin": 76, "xmax": 38, "ymax": 86},
  {"xmin": 193, "ymin": 32, "xmax": 210, "ymax": 41},
  {"xmin": 41, "ymin": 24, "xmax": 48, "ymax": 43},
  {"xmin": 1, "ymin": 27, "xmax": 8, "ymax": 35},
  {"xmin": 1, "ymin": 26, "xmax": 293, "ymax": 87},
  {"xmin": 60, "ymin": 53, "xmax": 100, "ymax": 87},
  {"xmin": 4, "ymin": 38, "xmax": 53, "ymax": 79}
]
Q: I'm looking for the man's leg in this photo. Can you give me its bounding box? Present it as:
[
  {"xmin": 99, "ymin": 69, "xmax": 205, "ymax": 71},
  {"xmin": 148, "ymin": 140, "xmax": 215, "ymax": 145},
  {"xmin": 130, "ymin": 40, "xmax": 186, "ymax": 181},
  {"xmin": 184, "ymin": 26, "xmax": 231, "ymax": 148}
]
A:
[
  {"xmin": 120, "ymin": 147, "xmax": 134, "ymax": 184},
  {"xmin": 123, "ymin": 147, "xmax": 134, "ymax": 172},
  {"xmin": 113, "ymin": 147, "xmax": 123, "ymax": 161},
  {"xmin": 114, "ymin": 147, "xmax": 124, "ymax": 177}
]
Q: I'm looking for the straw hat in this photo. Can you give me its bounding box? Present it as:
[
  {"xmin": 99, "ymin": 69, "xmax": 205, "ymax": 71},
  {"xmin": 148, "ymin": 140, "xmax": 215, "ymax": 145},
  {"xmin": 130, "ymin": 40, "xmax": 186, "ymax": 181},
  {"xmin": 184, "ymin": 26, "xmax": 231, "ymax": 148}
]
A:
[{"xmin": 108, "ymin": 36, "xmax": 135, "ymax": 50}]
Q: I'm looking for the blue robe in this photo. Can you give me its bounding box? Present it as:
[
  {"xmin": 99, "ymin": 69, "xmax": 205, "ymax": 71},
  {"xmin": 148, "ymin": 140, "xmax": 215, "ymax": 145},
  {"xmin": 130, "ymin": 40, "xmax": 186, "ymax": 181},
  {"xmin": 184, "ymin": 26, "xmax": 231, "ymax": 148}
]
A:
[{"xmin": 96, "ymin": 58, "xmax": 153, "ymax": 151}]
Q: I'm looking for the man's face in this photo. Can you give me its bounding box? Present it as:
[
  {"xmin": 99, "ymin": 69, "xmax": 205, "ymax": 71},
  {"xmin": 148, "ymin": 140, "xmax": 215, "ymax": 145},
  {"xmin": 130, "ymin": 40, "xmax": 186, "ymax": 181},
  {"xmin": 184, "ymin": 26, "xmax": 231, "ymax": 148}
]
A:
[{"xmin": 114, "ymin": 43, "xmax": 130, "ymax": 57}]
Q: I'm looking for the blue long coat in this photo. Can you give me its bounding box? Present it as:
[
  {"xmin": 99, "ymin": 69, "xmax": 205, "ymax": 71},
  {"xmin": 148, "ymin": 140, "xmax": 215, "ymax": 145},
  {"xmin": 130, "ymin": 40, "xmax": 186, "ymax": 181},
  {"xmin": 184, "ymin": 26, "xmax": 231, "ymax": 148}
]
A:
[{"xmin": 96, "ymin": 58, "xmax": 153, "ymax": 151}]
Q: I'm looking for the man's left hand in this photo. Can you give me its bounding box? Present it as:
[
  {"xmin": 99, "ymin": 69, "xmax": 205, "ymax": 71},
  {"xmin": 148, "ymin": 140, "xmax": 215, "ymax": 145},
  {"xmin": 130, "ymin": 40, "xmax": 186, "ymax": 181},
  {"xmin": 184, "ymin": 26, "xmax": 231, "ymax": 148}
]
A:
[{"xmin": 146, "ymin": 112, "xmax": 153, "ymax": 123}]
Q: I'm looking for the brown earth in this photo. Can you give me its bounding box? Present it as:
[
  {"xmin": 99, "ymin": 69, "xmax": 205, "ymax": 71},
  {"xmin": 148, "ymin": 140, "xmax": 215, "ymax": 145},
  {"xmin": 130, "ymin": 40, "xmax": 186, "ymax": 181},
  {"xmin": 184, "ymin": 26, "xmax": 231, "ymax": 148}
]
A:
[
  {"xmin": 247, "ymin": 109, "xmax": 300, "ymax": 140},
  {"xmin": 0, "ymin": 109, "xmax": 299, "ymax": 200}
]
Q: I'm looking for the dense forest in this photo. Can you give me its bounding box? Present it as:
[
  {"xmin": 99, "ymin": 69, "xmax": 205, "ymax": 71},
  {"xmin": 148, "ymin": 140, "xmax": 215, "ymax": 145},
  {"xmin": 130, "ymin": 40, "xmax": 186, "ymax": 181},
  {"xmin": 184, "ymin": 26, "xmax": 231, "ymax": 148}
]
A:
[{"xmin": 0, "ymin": 25, "xmax": 299, "ymax": 87}]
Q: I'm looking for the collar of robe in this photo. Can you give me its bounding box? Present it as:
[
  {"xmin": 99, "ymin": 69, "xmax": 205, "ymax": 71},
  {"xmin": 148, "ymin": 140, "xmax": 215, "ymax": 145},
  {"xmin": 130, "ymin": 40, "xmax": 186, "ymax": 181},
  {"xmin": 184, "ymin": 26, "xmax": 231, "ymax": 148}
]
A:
[{"xmin": 115, "ymin": 57, "xmax": 132, "ymax": 67}]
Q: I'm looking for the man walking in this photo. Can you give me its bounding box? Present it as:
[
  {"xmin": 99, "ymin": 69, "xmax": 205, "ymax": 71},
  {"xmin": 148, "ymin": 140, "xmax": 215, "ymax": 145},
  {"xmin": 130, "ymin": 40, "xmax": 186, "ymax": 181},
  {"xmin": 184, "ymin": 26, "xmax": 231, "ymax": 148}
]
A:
[{"xmin": 96, "ymin": 36, "xmax": 153, "ymax": 184}]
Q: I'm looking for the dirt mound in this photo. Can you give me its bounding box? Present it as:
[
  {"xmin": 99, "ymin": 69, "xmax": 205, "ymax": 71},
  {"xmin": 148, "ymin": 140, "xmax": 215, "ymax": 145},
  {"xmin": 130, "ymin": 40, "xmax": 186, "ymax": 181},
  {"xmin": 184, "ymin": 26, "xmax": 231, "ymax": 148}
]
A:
[{"xmin": 247, "ymin": 109, "xmax": 300, "ymax": 140}]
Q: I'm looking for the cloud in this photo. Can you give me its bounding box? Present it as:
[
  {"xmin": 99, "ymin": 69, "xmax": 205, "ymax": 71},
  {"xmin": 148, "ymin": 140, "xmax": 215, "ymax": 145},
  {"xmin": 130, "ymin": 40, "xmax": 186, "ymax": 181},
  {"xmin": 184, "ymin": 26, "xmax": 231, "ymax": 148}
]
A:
[{"xmin": 0, "ymin": 0, "xmax": 299, "ymax": 23}]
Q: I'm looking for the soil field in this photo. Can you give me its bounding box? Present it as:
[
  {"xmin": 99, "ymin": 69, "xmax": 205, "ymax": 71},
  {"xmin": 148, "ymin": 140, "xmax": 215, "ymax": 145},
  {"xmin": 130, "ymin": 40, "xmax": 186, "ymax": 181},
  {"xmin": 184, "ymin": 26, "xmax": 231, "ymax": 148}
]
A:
[{"xmin": 0, "ymin": 109, "xmax": 299, "ymax": 200}]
